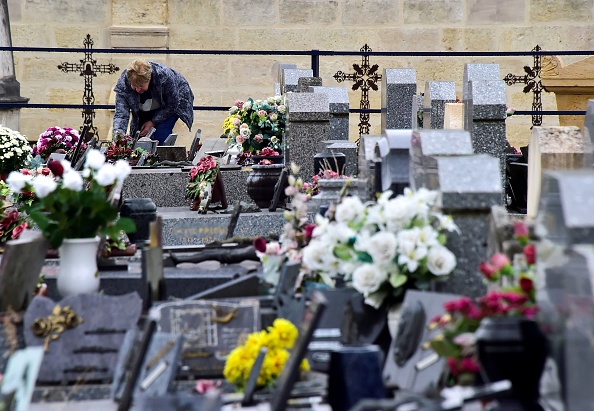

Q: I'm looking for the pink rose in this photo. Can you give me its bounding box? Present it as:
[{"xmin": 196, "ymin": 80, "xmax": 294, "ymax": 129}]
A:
[
  {"xmin": 490, "ymin": 253, "xmax": 510, "ymax": 271},
  {"xmin": 11, "ymin": 222, "xmax": 28, "ymax": 239}
]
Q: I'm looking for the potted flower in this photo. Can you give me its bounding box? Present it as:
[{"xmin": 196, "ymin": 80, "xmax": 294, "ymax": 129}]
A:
[
  {"xmin": 185, "ymin": 155, "xmax": 221, "ymax": 212},
  {"xmin": 6, "ymin": 149, "xmax": 136, "ymax": 296},
  {"xmin": 301, "ymin": 188, "xmax": 459, "ymax": 310},
  {"xmin": 0, "ymin": 125, "xmax": 33, "ymax": 178},
  {"xmin": 224, "ymin": 318, "xmax": 309, "ymax": 392},
  {"xmin": 32, "ymin": 126, "xmax": 85, "ymax": 162},
  {"xmin": 251, "ymin": 147, "xmax": 283, "ymax": 165},
  {"xmin": 223, "ymin": 96, "xmax": 286, "ymax": 154}
]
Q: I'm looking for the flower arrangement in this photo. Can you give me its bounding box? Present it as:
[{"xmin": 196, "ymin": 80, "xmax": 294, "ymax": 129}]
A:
[
  {"xmin": 32, "ymin": 126, "xmax": 84, "ymax": 161},
  {"xmin": 224, "ymin": 318, "xmax": 309, "ymax": 391},
  {"xmin": 253, "ymin": 147, "xmax": 281, "ymax": 165},
  {"xmin": 0, "ymin": 125, "xmax": 33, "ymax": 175},
  {"xmin": 301, "ymin": 188, "xmax": 459, "ymax": 309},
  {"xmin": 6, "ymin": 150, "xmax": 135, "ymax": 249},
  {"xmin": 429, "ymin": 221, "xmax": 538, "ymax": 386},
  {"xmin": 105, "ymin": 132, "xmax": 159, "ymax": 166},
  {"xmin": 223, "ymin": 96, "xmax": 286, "ymax": 153},
  {"xmin": 253, "ymin": 164, "xmax": 315, "ymax": 287},
  {"xmin": 185, "ymin": 155, "xmax": 220, "ymax": 201},
  {"xmin": 0, "ymin": 181, "xmax": 28, "ymax": 244},
  {"xmin": 302, "ymin": 168, "xmax": 350, "ymax": 197}
]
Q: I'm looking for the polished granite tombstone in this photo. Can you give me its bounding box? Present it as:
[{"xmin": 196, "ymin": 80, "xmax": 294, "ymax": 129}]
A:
[
  {"xmin": 378, "ymin": 129, "xmax": 413, "ymax": 195},
  {"xmin": 423, "ymin": 81, "xmax": 456, "ymax": 129},
  {"xmin": 382, "ymin": 68, "xmax": 417, "ymax": 131},
  {"xmin": 23, "ymin": 293, "xmax": 143, "ymax": 384}
]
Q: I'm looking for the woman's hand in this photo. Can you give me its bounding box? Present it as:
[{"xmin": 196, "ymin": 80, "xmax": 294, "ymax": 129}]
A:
[{"xmin": 140, "ymin": 121, "xmax": 155, "ymax": 136}]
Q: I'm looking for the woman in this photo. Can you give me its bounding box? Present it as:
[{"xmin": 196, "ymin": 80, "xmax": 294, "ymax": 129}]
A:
[{"xmin": 112, "ymin": 59, "xmax": 194, "ymax": 145}]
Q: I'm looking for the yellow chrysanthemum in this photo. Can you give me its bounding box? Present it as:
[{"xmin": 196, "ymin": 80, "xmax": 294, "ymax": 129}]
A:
[
  {"xmin": 299, "ymin": 358, "xmax": 310, "ymax": 373},
  {"xmin": 223, "ymin": 345, "xmax": 248, "ymax": 383},
  {"xmin": 267, "ymin": 318, "xmax": 298, "ymax": 349},
  {"xmin": 264, "ymin": 348, "xmax": 290, "ymax": 379},
  {"xmin": 244, "ymin": 330, "xmax": 269, "ymax": 357}
]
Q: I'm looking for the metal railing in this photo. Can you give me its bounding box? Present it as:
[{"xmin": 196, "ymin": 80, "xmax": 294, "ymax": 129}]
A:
[{"xmin": 0, "ymin": 45, "xmax": 592, "ymax": 117}]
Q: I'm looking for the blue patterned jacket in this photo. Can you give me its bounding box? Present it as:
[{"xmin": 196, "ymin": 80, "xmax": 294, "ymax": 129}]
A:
[{"xmin": 112, "ymin": 61, "xmax": 194, "ymax": 137}]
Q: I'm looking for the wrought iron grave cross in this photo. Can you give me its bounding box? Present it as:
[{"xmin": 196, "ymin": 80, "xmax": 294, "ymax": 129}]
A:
[
  {"xmin": 58, "ymin": 34, "xmax": 119, "ymax": 138},
  {"xmin": 503, "ymin": 45, "xmax": 548, "ymax": 127},
  {"xmin": 334, "ymin": 44, "xmax": 382, "ymax": 137}
]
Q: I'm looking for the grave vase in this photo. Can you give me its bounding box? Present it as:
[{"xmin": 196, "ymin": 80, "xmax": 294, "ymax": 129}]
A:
[
  {"xmin": 246, "ymin": 164, "xmax": 284, "ymax": 208},
  {"xmin": 58, "ymin": 236, "xmax": 101, "ymax": 297},
  {"xmin": 476, "ymin": 317, "xmax": 548, "ymax": 411}
]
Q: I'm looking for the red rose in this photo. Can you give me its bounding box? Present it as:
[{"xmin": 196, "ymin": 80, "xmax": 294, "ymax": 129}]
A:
[
  {"xmin": 11, "ymin": 222, "xmax": 28, "ymax": 239},
  {"xmin": 304, "ymin": 224, "xmax": 316, "ymax": 239},
  {"xmin": 479, "ymin": 262, "xmax": 497, "ymax": 281},
  {"xmin": 524, "ymin": 244, "xmax": 536, "ymax": 265},
  {"xmin": 519, "ymin": 277, "xmax": 534, "ymax": 294},
  {"xmin": 253, "ymin": 237, "xmax": 267, "ymax": 253},
  {"xmin": 47, "ymin": 160, "xmax": 64, "ymax": 177}
]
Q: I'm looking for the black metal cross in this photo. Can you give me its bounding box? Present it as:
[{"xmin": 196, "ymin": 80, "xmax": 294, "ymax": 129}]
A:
[
  {"xmin": 503, "ymin": 45, "xmax": 548, "ymax": 127},
  {"xmin": 58, "ymin": 34, "xmax": 119, "ymax": 138},
  {"xmin": 334, "ymin": 44, "xmax": 382, "ymax": 137}
]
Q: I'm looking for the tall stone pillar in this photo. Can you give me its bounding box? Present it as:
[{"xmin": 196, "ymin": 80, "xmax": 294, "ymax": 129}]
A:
[{"xmin": 0, "ymin": 0, "xmax": 28, "ymax": 131}]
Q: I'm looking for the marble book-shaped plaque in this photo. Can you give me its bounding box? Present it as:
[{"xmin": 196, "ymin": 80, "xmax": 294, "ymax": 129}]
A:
[{"xmin": 153, "ymin": 299, "xmax": 260, "ymax": 377}]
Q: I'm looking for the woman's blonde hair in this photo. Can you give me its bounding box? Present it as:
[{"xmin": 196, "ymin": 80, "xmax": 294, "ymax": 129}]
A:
[{"xmin": 126, "ymin": 59, "xmax": 152, "ymax": 87}]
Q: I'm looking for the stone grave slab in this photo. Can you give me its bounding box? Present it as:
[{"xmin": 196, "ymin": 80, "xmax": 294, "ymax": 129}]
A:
[
  {"xmin": 444, "ymin": 102, "xmax": 464, "ymax": 129},
  {"xmin": 383, "ymin": 290, "xmax": 461, "ymax": 394},
  {"xmin": 462, "ymin": 63, "xmax": 500, "ymax": 131},
  {"xmin": 536, "ymin": 169, "xmax": 594, "ymax": 246},
  {"xmin": 282, "ymin": 68, "xmax": 313, "ymax": 93},
  {"xmin": 194, "ymin": 138, "xmax": 228, "ymax": 164},
  {"xmin": 188, "ymin": 129, "xmax": 202, "ymax": 161},
  {"xmin": 527, "ymin": 126, "xmax": 593, "ymax": 218},
  {"xmin": 160, "ymin": 208, "xmax": 285, "ymax": 247},
  {"xmin": 0, "ymin": 229, "xmax": 49, "ymax": 312},
  {"xmin": 357, "ymin": 134, "xmax": 385, "ymax": 201},
  {"xmin": 155, "ymin": 146, "xmax": 187, "ymax": 162},
  {"xmin": 23, "ymin": 292, "xmax": 143, "ymax": 384},
  {"xmin": 285, "ymin": 92, "xmax": 330, "ymax": 180},
  {"xmin": 153, "ymin": 298, "xmax": 260, "ymax": 377},
  {"xmin": 409, "ymin": 129, "xmax": 473, "ymax": 191},
  {"xmin": 297, "ymin": 76, "xmax": 322, "ymax": 92},
  {"xmin": 382, "ymin": 68, "xmax": 417, "ymax": 131},
  {"xmin": 311, "ymin": 87, "xmax": 350, "ymax": 141},
  {"xmin": 423, "ymin": 81, "xmax": 456, "ymax": 129},
  {"xmin": 380, "ymin": 129, "xmax": 413, "ymax": 195},
  {"xmin": 161, "ymin": 265, "xmax": 247, "ymax": 300},
  {"xmin": 111, "ymin": 331, "xmax": 183, "ymax": 401}
]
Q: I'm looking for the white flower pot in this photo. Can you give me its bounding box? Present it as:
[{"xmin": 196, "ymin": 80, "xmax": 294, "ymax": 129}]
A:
[{"xmin": 58, "ymin": 237, "xmax": 101, "ymax": 297}]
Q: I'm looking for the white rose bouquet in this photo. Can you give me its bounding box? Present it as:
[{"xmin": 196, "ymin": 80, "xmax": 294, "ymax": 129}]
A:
[
  {"xmin": 7, "ymin": 149, "xmax": 135, "ymax": 249},
  {"xmin": 301, "ymin": 188, "xmax": 459, "ymax": 309},
  {"xmin": 0, "ymin": 125, "xmax": 33, "ymax": 175}
]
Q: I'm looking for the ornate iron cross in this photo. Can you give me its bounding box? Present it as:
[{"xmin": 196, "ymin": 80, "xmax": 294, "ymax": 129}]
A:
[
  {"xmin": 503, "ymin": 45, "xmax": 548, "ymax": 127},
  {"xmin": 334, "ymin": 44, "xmax": 382, "ymax": 137},
  {"xmin": 58, "ymin": 34, "xmax": 119, "ymax": 138}
]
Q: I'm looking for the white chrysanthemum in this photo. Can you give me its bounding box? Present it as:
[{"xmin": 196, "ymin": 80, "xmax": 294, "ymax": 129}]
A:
[
  {"xmin": 352, "ymin": 263, "xmax": 388, "ymax": 295},
  {"xmin": 85, "ymin": 149, "xmax": 106, "ymax": 170},
  {"xmin": 335, "ymin": 196, "xmax": 365, "ymax": 224},
  {"xmin": 61, "ymin": 170, "xmax": 83, "ymax": 191},
  {"xmin": 6, "ymin": 171, "xmax": 32, "ymax": 193},
  {"xmin": 94, "ymin": 163, "xmax": 118, "ymax": 186},
  {"xmin": 367, "ymin": 231, "xmax": 398, "ymax": 265},
  {"xmin": 32, "ymin": 175, "xmax": 58, "ymax": 198},
  {"xmin": 426, "ymin": 246, "xmax": 457, "ymax": 276}
]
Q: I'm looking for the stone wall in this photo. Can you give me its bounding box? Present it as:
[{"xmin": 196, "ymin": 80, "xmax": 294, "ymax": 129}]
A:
[{"xmin": 6, "ymin": 0, "xmax": 594, "ymax": 149}]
